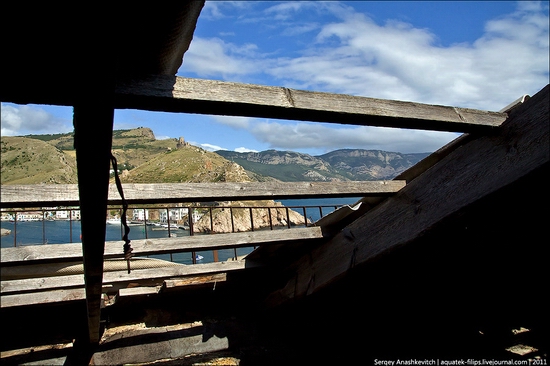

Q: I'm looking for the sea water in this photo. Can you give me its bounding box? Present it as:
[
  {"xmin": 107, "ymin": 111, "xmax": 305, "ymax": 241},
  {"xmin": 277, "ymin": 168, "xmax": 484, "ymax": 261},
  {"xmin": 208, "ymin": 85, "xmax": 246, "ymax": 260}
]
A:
[{"xmin": 0, "ymin": 197, "xmax": 362, "ymax": 264}]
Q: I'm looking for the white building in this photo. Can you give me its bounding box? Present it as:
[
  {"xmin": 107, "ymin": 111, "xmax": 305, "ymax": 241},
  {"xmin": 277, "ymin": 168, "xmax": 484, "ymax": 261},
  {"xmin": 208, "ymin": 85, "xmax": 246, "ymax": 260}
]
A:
[
  {"xmin": 55, "ymin": 209, "xmax": 81, "ymax": 220},
  {"xmin": 56, "ymin": 210, "xmax": 69, "ymax": 219},
  {"xmin": 16, "ymin": 211, "xmax": 43, "ymax": 221},
  {"xmin": 159, "ymin": 208, "xmax": 189, "ymax": 222},
  {"xmin": 132, "ymin": 209, "xmax": 149, "ymax": 221}
]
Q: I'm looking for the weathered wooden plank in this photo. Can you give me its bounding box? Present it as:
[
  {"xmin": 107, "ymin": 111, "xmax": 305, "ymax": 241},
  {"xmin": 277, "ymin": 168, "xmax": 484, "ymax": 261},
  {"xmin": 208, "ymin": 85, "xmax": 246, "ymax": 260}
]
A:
[
  {"xmin": 1, "ymin": 259, "xmax": 255, "ymax": 298},
  {"xmin": 91, "ymin": 322, "xmax": 229, "ymax": 365},
  {"xmin": 163, "ymin": 273, "xmax": 227, "ymax": 290},
  {"xmin": 115, "ymin": 75, "xmax": 507, "ymax": 133},
  {"xmin": 118, "ymin": 286, "xmax": 160, "ymax": 297},
  {"xmin": 115, "ymin": 274, "xmax": 228, "ymax": 298},
  {"xmin": 0, "ymin": 288, "xmax": 86, "ymax": 308},
  {"xmin": 1, "ymin": 273, "xmax": 103, "ymax": 295},
  {"xmin": 265, "ymin": 84, "xmax": 549, "ymax": 307},
  {"xmin": 0, "ymin": 227, "xmax": 324, "ymax": 265},
  {"xmin": 0, "ymin": 181, "xmax": 405, "ymax": 207},
  {"xmin": 1, "ymin": 257, "xmax": 188, "ymax": 281}
]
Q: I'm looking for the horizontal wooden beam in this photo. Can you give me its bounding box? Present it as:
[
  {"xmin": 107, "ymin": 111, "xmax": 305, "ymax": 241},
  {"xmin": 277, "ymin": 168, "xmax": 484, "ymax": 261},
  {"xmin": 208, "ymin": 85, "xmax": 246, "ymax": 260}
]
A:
[
  {"xmin": 1, "ymin": 75, "xmax": 506, "ymax": 133},
  {"xmin": 1, "ymin": 259, "xmax": 255, "ymax": 304},
  {"xmin": 264, "ymin": 84, "xmax": 549, "ymax": 307},
  {"xmin": 1, "ymin": 288, "xmax": 86, "ymax": 308},
  {"xmin": 115, "ymin": 75, "xmax": 507, "ymax": 133},
  {"xmin": 0, "ymin": 227, "xmax": 323, "ymax": 266},
  {"xmin": 0, "ymin": 181, "xmax": 404, "ymax": 208}
]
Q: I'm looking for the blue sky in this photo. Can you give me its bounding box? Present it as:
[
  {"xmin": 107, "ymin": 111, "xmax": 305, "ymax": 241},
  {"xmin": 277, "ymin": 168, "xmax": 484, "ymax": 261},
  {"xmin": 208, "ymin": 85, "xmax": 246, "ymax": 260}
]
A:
[{"xmin": 2, "ymin": 1, "xmax": 549, "ymax": 155}]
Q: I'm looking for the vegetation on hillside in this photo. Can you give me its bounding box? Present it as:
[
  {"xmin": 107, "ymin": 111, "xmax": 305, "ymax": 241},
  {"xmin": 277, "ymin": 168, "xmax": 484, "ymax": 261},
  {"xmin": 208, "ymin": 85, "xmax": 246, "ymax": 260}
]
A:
[
  {"xmin": 1, "ymin": 136, "xmax": 78, "ymax": 184},
  {"xmin": 2, "ymin": 127, "xmax": 428, "ymax": 185},
  {"xmin": 1, "ymin": 128, "xmax": 258, "ymax": 185},
  {"xmin": 117, "ymin": 144, "xmax": 255, "ymax": 183}
]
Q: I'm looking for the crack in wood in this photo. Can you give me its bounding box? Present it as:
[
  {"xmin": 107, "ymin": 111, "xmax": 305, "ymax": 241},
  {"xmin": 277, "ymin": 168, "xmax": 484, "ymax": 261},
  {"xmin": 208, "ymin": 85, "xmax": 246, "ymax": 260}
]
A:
[
  {"xmin": 283, "ymin": 87, "xmax": 295, "ymax": 108},
  {"xmin": 453, "ymin": 107, "xmax": 467, "ymax": 123}
]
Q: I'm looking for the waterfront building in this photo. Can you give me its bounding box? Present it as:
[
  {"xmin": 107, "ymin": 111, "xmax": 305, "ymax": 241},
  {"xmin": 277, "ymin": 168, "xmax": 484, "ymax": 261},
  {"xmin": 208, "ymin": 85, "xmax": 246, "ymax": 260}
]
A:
[
  {"xmin": 132, "ymin": 209, "xmax": 149, "ymax": 221},
  {"xmin": 159, "ymin": 207, "xmax": 189, "ymax": 223}
]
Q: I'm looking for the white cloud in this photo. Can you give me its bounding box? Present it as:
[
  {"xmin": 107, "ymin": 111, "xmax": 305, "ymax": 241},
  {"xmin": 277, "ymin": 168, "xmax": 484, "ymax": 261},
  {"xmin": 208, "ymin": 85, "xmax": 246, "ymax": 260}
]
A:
[
  {"xmin": 264, "ymin": 2, "xmax": 319, "ymax": 21},
  {"xmin": 249, "ymin": 120, "xmax": 457, "ymax": 154},
  {"xmin": 266, "ymin": 2, "xmax": 549, "ymax": 111},
  {"xmin": 1, "ymin": 104, "xmax": 73, "ymax": 136},
  {"xmin": 210, "ymin": 115, "xmax": 251, "ymax": 129},
  {"xmin": 174, "ymin": 2, "xmax": 550, "ymax": 153},
  {"xmin": 189, "ymin": 2, "xmax": 547, "ymax": 112},
  {"xmin": 235, "ymin": 147, "xmax": 258, "ymax": 153},
  {"xmin": 180, "ymin": 37, "xmax": 264, "ymax": 78},
  {"xmin": 200, "ymin": 143, "xmax": 226, "ymax": 151},
  {"xmin": 200, "ymin": 1, "xmax": 254, "ymax": 21}
]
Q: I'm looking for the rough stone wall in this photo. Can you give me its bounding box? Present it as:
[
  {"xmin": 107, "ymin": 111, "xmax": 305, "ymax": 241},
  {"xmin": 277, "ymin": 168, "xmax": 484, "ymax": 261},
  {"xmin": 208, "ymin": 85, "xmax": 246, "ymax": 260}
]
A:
[{"xmin": 192, "ymin": 201, "xmax": 309, "ymax": 233}]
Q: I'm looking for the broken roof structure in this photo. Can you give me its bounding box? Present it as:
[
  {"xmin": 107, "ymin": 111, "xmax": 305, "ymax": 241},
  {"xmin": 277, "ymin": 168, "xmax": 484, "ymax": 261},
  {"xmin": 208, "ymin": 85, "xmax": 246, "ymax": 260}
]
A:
[{"xmin": 1, "ymin": 2, "xmax": 548, "ymax": 364}]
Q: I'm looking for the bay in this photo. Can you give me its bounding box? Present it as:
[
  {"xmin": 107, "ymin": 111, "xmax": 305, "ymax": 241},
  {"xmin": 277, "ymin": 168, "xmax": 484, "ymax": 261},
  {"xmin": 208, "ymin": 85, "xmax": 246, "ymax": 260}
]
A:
[
  {"xmin": 276, "ymin": 197, "xmax": 363, "ymax": 223},
  {"xmin": 1, "ymin": 197, "xmax": 361, "ymax": 264}
]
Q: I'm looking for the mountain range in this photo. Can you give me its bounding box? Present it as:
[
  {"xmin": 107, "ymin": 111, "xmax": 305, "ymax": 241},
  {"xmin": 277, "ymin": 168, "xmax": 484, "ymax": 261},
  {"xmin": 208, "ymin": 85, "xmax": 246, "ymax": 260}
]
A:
[
  {"xmin": 1, "ymin": 127, "xmax": 429, "ymax": 185},
  {"xmin": 216, "ymin": 149, "xmax": 428, "ymax": 182}
]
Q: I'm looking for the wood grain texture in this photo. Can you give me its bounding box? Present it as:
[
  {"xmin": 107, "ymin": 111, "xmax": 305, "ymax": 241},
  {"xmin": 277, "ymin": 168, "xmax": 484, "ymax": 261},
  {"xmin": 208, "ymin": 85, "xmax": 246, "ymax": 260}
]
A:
[
  {"xmin": 115, "ymin": 75, "xmax": 507, "ymax": 133},
  {"xmin": 265, "ymin": 85, "xmax": 549, "ymax": 307},
  {"xmin": 1, "ymin": 288, "xmax": 86, "ymax": 308},
  {"xmin": 0, "ymin": 181, "xmax": 405, "ymax": 207},
  {"xmin": 1, "ymin": 259, "xmax": 256, "ymax": 298},
  {"xmin": 0, "ymin": 227, "xmax": 324, "ymax": 265}
]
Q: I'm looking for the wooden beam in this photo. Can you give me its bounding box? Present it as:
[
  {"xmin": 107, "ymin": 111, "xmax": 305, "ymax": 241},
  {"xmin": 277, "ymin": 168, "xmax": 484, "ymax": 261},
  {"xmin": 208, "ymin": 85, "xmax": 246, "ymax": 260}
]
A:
[
  {"xmin": 73, "ymin": 100, "xmax": 114, "ymax": 344},
  {"xmin": 1, "ymin": 227, "xmax": 324, "ymax": 265},
  {"xmin": 163, "ymin": 273, "xmax": 227, "ymax": 291},
  {"xmin": 91, "ymin": 322, "xmax": 229, "ymax": 366},
  {"xmin": 115, "ymin": 75, "xmax": 507, "ymax": 133},
  {"xmin": 0, "ymin": 181, "xmax": 405, "ymax": 208},
  {"xmin": 1, "ymin": 259, "xmax": 257, "ymax": 301},
  {"xmin": 2, "ymin": 74, "xmax": 506, "ymax": 133},
  {"xmin": 264, "ymin": 84, "xmax": 549, "ymax": 307},
  {"xmin": 1, "ymin": 288, "xmax": 86, "ymax": 308}
]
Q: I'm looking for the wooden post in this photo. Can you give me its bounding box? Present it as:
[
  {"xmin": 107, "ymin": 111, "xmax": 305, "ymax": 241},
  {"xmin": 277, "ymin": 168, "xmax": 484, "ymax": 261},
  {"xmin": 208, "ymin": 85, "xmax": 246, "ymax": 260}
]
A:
[{"xmin": 73, "ymin": 100, "xmax": 114, "ymax": 344}]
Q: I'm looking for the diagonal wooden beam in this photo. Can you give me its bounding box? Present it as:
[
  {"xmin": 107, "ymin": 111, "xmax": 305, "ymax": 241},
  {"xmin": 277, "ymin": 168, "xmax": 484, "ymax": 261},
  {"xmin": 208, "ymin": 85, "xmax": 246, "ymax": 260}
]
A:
[
  {"xmin": 264, "ymin": 84, "xmax": 549, "ymax": 307},
  {"xmin": 114, "ymin": 75, "xmax": 507, "ymax": 133}
]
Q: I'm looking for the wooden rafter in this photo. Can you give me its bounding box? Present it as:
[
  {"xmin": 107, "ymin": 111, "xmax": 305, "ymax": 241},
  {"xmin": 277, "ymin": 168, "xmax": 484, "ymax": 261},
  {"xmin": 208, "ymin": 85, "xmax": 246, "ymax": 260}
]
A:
[
  {"xmin": 1, "ymin": 75, "xmax": 506, "ymax": 133},
  {"xmin": 263, "ymin": 84, "xmax": 549, "ymax": 307},
  {"xmin": 114, "ymin": 75, "xmax": 507, "ymax": 133}
]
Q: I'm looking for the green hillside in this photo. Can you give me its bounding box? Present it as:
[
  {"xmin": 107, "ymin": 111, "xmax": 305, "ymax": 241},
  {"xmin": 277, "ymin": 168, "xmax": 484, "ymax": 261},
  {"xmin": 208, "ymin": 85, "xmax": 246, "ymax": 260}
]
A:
[
  {"xmin": 2, "ymin": 127, "xmax": 429, "ymax": 185},
  {"xmin": 118, "ymin": 144, "xmax": 255, "ymax": 183},
  {"xmin": 1, "ymin": 136, "xmax": 78, "ymax": 184},
  {"xmin": 1, "ymin": 128, "xmax": 258, "ymax": 185}
]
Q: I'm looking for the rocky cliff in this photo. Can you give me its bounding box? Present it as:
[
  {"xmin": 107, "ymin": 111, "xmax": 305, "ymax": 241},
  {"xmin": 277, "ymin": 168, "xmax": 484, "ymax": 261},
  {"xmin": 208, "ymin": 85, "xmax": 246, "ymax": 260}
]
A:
[
  {"xmin": 192, "ymin": 200, "xmax": 309, "ymax": 233},
  {"xmin": 216, "ymin": 149, "xmax": 429, "ymax": 181}
]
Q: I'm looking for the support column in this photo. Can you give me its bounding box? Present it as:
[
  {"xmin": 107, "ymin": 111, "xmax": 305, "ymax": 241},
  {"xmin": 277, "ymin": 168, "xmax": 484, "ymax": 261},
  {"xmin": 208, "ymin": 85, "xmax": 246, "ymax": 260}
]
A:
[{"xmin": 73, "ymin": 100, "xmax": 114, "ymax": 345}]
